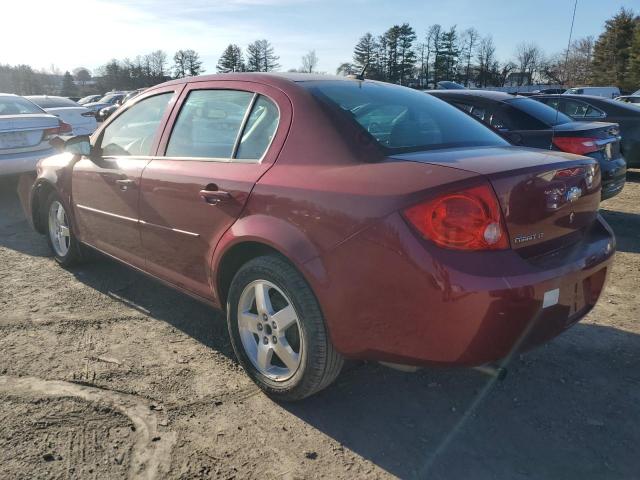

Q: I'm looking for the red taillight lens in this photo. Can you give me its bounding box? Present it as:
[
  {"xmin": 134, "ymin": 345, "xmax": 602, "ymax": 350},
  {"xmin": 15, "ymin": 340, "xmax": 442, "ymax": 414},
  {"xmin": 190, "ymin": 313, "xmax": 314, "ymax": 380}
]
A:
[
  {"xmin": 58, "ymin": 120, "xmax": 72, "ymax": 134},
  {"xmin": 403, "ymin": 183, "xmax": 509, "ymax": 251},
  {"xmin": 552, "ymin": 136, "xmax": 599, "ymax": 155},
  {"xmin": 554, "ymin": 166, "xmax": 585, "ymax": 179}
]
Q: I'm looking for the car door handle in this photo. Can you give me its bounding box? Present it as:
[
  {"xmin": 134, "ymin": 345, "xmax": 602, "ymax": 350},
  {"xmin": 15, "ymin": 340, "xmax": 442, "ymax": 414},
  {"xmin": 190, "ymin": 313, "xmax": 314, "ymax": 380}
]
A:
[
  {"xmin": 199, "ymin": 188, "xmax": 231, "ymax": 204},
  {"xmin": 115, "ymin": 179, "xmax": 135, "ymax": 191}
]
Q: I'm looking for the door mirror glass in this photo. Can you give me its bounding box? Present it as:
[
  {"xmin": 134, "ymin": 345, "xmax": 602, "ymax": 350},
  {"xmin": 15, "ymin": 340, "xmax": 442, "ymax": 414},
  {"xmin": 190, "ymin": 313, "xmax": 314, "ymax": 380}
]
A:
[{"xmin": 65, "ymin": 135, "xmax": 92, "ymax": 156}]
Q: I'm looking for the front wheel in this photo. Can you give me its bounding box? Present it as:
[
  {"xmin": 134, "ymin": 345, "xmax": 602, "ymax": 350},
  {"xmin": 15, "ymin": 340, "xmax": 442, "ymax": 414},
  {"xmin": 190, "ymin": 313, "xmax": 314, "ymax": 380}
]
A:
[
  {"xmin": 227, "ymin": 254, "xmax": 343, "ymax": 401},
  {"xmin": 43, "ymin": 192, "xmax": 83, "ymax": 266}
]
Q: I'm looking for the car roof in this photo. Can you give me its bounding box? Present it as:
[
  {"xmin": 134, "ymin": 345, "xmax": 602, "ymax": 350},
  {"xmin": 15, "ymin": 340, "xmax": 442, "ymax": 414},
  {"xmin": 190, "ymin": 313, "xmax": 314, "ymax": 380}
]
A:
[
  {"xmin": 158, "ymin": 72, "xmax": 357, "ymax": 88},
  {"xmin": 428, "ymin": 90, "xmax": 519, "ymax": 101}
]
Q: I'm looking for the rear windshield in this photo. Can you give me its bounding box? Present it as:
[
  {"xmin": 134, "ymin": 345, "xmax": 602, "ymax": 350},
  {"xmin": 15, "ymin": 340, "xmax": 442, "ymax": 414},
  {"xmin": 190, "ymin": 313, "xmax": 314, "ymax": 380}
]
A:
[
  {"xmin": 0, "ymin": 96, "xmax": 44, "ymax": 115},
  {"xmin": 27, "ymin": 96, "xmax": 79, "ymax": 108},
  {"xmin": 303, "ymin": 81, "xmax": 508, "ymax": 153},
  {"xmin": 505, "ymin": 97, "xmax": 572, "ymax": 126}
]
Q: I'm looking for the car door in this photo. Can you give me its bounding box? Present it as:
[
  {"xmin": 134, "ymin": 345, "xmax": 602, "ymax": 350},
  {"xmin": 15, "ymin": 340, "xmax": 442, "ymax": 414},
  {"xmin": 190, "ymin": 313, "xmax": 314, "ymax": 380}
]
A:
[
  {"xmin": 138, "ymin": 81, "xmax": 291, "ymax": 301},
  {"xmin": 72, "ymin": 86, "xmax": 182, "ymax": 267}
]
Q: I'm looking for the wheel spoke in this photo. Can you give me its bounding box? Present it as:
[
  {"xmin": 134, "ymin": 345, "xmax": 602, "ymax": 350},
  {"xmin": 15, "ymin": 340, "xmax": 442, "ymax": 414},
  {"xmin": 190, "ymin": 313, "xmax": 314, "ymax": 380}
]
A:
[
  {"xmin": 254, "ymin": 282, "xmax": 273, "ymax": 316},
  {"xmin": 274, "ymin": 337, "xmax": 300, "ymax": 371},
  {"xmin": 238, "ymin": 310, "xmax": 260, "ymax": 334},
  {"xmin": 256, "ymin": 343, "xmax": 273, "ymax": 371},
  {"xmin": 271, "ymin": 304, "xmax": 297, "ymax": 331},
  {"xmin": 56, "ymin": 205, "xmax": 65, "ymax": 224}
]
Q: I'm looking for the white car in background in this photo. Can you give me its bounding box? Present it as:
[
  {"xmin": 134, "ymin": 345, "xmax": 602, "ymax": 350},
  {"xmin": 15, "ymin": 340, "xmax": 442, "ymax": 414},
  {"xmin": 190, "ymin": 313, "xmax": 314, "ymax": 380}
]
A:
[
  {"xmin": 564, "ymin": 86, "xmax": 621, "ymax": 98},
  {"xmin": 0, "ymin": 94, "xmax": 64, "ymax": 176},
  {"xmin": 26, "ymin": 96, "xmax": 97, "ymax": 136}
]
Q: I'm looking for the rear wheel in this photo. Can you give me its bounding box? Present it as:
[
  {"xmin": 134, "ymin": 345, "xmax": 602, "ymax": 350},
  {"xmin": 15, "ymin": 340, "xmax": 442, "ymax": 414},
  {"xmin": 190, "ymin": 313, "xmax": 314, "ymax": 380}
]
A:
[
  {"xmin": 43, "ymin": 192, "xmax": 83, "ymax": 266},
  {"xmin": 227, "ymin": 254, "xmax": 343, "ymax": 401}
]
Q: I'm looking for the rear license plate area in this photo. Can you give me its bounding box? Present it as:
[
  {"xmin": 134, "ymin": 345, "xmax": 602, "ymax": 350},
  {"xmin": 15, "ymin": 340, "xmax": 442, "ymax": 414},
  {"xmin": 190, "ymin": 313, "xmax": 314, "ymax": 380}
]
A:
[{"xmin": 0, "ymin": 131, "xmax": 31, "ymax": 149}]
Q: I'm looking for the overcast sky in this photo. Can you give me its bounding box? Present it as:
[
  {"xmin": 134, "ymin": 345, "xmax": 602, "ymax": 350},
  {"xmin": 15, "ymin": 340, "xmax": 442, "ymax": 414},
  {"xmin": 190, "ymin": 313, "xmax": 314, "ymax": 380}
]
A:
[{"xmin": 2, "ymin": 0, "xmax": 636, "ymax": 75}]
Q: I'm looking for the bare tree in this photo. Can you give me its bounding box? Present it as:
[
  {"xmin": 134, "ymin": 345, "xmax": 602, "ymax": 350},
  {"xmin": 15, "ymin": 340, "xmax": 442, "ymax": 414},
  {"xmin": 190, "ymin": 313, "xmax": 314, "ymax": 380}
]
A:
[
  {"xmin": 476, "ymin": 35, "xmax": 496, "ymax": 87},
  {"xmin": 515, "ymin": 42, "xmax": 542, "ymax": 85},
  {"xmin": 460, "ymin": 28, "xmax": 479, "ymax": 86},
  {"xmin": 301, "ymin": 50, "xmax": 318, "ymax": 73}
]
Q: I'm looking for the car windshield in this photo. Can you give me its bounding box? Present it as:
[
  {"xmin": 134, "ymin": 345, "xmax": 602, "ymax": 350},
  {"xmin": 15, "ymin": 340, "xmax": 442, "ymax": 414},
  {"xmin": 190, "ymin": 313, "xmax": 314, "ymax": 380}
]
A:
[
  {"xmin": 506, "ymin": 97, "xmax": 572, "ymax": 126},
  {"xmin": 0, "ymin": 96, "xmax": 45, "ymax": 115},
  {"xmin": 26, "ymin": 96, "xmax": 79, "ymax": 108},
  {"xmin": 99, "ymin": 94, "xmax": 122, "ymax": 103},
  {"xmin": 303, "ymin": 81, "xmax": 508, "ymax": 154}
]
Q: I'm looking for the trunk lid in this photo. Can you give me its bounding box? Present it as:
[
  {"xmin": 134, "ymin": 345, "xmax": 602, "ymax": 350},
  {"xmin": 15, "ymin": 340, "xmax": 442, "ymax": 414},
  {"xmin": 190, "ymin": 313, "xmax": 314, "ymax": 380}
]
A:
[
  {"xmin": 552, "ymin": 121, "xmax": 622, "ymax": 160},
  {"xmin": 0, "ymin": 114, "xmax": 59, "ymax": 153},
  {"xmin": 393, "ymin": 146, "xmax": 601, "ymax": 257}
]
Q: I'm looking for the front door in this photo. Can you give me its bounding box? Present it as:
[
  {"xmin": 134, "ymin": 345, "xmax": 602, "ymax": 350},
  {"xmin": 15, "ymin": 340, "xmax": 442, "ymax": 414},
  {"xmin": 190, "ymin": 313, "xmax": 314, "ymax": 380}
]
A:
[
  {"xmin": 138, "ymin": 81, "xmax": 290, "ymax": 301},
  {"xmin": 72, "ymin": 88, "xmax": 180, "ymax": 267}
]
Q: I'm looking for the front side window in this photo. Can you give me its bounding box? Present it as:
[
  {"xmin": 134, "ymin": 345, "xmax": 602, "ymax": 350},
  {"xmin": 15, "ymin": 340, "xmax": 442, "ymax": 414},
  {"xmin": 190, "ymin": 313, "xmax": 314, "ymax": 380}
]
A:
[
  {"xmin": 166, "ymin": 90, "xmax": 253, "ymax": 159},
  {"xmin": 304, "ymin": 81, "xmax": 508, "ymax": 153},
  {"xmin": 100, "ymin": 92, "xmax": 172, "ymax": 157}
]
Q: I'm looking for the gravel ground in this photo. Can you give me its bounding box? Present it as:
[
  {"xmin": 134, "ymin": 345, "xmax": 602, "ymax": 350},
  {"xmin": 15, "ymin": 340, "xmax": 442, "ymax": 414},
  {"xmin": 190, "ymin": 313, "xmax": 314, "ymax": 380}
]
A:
[{"xmin": 0, "ymin": 173, "xmax": 639, "ymax": 480}]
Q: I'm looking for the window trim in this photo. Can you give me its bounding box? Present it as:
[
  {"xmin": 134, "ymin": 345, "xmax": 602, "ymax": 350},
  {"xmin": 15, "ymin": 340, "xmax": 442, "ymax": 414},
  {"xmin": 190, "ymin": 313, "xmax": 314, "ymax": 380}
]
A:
[{"xmin": 160, "ymin": 88, "xmax": 280, "ymax": 164}]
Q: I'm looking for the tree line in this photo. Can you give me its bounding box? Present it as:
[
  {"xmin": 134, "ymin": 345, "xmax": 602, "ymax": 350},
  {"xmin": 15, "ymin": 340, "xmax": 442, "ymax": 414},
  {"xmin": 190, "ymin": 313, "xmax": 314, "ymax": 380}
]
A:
[
  {"xmin": 338, "ymin": 7, "xmax": 640, "ymax": 90},
  {"xmin": 1, "ymin": 7, "xmax": 638, "ymax": 97}
]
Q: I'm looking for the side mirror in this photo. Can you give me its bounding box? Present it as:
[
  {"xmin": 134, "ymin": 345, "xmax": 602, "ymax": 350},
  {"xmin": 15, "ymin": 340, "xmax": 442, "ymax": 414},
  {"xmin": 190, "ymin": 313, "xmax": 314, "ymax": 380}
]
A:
[{"xmin": 50, "ymin": 135, "xmax": 93, "ymax": 156}]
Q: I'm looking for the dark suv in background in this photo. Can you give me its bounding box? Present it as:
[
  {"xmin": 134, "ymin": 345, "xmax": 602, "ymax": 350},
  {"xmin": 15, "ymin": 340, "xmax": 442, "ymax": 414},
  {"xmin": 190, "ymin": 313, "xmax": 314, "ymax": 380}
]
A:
[{"xmin": 429, "ymin": 90, "xmax": 627, "ymax": 199}]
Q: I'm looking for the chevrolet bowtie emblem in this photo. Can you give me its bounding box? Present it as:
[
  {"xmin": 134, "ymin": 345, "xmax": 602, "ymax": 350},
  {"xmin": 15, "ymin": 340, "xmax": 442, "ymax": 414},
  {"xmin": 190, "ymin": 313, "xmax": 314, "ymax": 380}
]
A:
[{"xmin": 566, "ymin": 186, "xmax": 582, "ymax": 203}]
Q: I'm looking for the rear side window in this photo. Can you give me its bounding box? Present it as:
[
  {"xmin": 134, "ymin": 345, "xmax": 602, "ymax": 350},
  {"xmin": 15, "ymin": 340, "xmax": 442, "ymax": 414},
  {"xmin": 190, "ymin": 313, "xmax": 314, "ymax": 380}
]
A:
[
  {"xmin": 236, "ymin": 96, "xmax": 279, "ymax": 160},
  {"xmin": 166, "ymin": 90, "xmax": 253, "ymax": 159},
  {"xmin": 505, "ymin": 97, "xmax": 572, "ymax": 126},
  {"xmin": 303, "ymin": 81, "xmax": 507, "ymax": 153},
  {"xmin": 100, "ymin": 92, "xmax": 172, "ymax": 157}
]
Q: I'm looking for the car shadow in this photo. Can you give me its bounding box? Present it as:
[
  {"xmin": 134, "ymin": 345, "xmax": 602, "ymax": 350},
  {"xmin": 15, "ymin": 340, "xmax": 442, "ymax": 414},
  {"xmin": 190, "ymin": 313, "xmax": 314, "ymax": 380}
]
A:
[
  {"xmin": 625, "ymin": 170, "xmax": 640, "ymax": 183},
  {"xmin": 2, "ymin": 179, "xmax": 639, "ymax": 479}
]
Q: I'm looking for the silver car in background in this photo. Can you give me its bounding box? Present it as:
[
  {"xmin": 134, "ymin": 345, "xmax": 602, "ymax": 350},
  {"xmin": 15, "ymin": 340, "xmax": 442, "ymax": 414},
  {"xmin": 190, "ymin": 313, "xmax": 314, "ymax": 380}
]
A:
[
  {"xmin": 0, "ymin": 94, "xmax": 61, "ymax": 176},
  {"xmin": 26, "ymin": 96, "xmax": 97, "ymax": 136}
]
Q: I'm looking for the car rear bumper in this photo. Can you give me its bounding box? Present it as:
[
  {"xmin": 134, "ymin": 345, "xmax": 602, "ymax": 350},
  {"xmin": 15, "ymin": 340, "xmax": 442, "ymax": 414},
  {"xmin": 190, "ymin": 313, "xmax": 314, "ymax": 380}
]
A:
[
  {"xmin": 597, "ymin": 155, "xmax": 626, "ymax": 200},
  {"xmin": 0, "ymin": 148, "xmax": 55, "ymax": 176},
  {"xmin": 311, "ymin": 212, "xmax": 615, "ymax": 367}
]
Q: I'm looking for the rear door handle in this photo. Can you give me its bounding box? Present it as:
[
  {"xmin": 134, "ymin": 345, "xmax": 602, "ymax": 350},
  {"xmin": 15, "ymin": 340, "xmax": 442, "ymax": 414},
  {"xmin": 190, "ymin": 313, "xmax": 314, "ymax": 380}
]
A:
[
  {"xmin": 199, "ymin": 186, "xmax": 231, "ymax": 204},
  {"xmin": 116, "ymin": 179, "xmax": 135, "ymax": 191}
]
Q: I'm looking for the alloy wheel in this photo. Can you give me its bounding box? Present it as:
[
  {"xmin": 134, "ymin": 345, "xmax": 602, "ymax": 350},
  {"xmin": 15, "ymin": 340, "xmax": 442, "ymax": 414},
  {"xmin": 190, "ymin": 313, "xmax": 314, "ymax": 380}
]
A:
[
  {"xmin": 48, "ymin": 200, "xmax": 70, "ymax": 257},
  {"xmin": 237, "ymin": 280, "xmax": 303, "ymax": 381}
]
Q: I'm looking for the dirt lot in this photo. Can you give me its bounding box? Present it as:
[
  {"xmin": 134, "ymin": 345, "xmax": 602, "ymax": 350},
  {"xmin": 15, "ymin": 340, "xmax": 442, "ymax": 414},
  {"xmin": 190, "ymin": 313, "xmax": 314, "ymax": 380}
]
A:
[{"xmin": 0, "ymin": 173, "xmax": 639, "ymax": 480}]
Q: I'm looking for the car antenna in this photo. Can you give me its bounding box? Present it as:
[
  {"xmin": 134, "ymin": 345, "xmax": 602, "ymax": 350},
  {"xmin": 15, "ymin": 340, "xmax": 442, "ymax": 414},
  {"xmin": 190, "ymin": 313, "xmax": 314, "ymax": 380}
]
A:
[
  {"xmin": 551, "ymin": 0, "xmax": 578, "ymax": 149},
  {"xmin": 348, "ymin": 62, "xmax": 368, "ymax": 81}
]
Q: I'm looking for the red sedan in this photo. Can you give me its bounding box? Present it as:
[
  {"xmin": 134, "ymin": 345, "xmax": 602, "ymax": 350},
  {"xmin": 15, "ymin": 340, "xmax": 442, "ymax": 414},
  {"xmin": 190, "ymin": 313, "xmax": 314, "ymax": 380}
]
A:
[{"xmin": 19, "ymin": 73, "xmax": 615, "ymax": 400}]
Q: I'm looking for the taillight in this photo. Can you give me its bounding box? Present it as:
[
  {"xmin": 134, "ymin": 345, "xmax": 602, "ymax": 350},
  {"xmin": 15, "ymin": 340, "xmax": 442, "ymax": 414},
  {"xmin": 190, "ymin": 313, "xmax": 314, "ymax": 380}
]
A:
[
  {"xmin": 58, "ymin": 120, "xmax": 72, "ymax": 134},
  {"xmin": 552, "ymin": 136, "xmax": 599, "ymax": 155},
  {"xmin": 81, "ymin": 111, "xmax": 95, "ymax": 117},
  {"xmin": 554, "ymin": 167, "xmax": 585, "ymax": 179},
  {"xmin": 42, "ymin": 126, "xmax": 59, "ymax": 139},
  {"xmin": 403, "ymin": 183, "xmax": 509, "ymax": 251}
]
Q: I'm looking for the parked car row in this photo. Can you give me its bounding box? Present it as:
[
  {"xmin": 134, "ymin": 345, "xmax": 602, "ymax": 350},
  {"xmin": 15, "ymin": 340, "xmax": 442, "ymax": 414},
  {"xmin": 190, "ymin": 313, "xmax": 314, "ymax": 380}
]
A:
[
  {"xmin": 17, "ymin": 73, "xmax": 616, "ymax": 400},
  {"xmin": 429, "ymin": 90, "xmax": 628, "ymax": 199}
]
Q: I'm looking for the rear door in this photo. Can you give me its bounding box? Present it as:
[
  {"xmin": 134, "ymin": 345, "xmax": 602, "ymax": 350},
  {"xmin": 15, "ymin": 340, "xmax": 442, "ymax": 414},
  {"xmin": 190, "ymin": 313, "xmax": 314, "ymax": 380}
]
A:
[
  {"xmin": 72, "ymin": 86, "xmax": 182, "ymax": 267},
  {"xmin": 139, "ymin": 80, "xmax": 291, "ymax": 300}
]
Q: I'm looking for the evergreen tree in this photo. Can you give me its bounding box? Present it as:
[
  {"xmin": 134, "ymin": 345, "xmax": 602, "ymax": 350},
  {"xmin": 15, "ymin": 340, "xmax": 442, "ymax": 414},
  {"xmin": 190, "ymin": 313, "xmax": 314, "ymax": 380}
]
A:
[
  {"xmin": 627, "ymin": 22, "xmax": 640, "ymax": 87},
  {"xmin": 353, "ymin": 32, "xmax": 378, "ymax": 74},
  {"xmin": 591, "ymin": 8, "xmax": 638, "ymax": 90},
  {"xmin": 217, "ymin": 44, "xmax": 244, "ymax": 73},
  {"xmin": 397, "ymin": 23, "xmax": 417, "ymax": 85},
  {"xmin": 60, "ymin": 71, "xmax": 75, "ymax": 96},
  {"xmin": 245, "ymin": 40, "xmax": 280, "ymax": 72}
]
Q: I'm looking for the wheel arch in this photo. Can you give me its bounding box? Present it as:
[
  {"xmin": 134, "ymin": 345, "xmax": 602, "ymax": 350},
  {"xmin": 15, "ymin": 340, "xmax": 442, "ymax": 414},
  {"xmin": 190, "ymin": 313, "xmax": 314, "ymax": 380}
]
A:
[
  {"xmin": 30, "ymin": 179, "xmax": 58, "ymax": 234},
  {"xmin": 212, "ymin": 214, "xmax": 327, "ymax": 309}
]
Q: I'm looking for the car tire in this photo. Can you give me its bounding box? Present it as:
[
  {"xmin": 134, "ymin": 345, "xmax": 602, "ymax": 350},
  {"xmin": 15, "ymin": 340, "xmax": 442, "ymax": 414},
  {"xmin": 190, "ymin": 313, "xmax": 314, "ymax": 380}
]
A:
[
  {"xmin": 43, "ymin": 191, "xmax": 84, "ymax": 267},
  {"xmin": 227, "ymin": 254, "xmax": 343, "ymax": 401}
]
